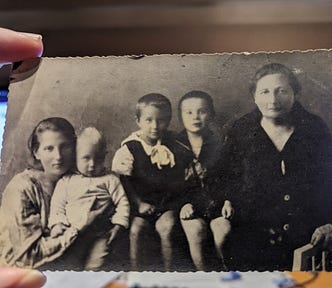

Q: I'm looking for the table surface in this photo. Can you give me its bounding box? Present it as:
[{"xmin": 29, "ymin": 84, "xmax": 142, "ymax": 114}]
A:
[
  {"xmin": 103, "ymin": 272, "xmax": 332, "ymax": 288},
  {"xmin": 288, "ymin": 272, "xmax": 332, "ymax": 288}
]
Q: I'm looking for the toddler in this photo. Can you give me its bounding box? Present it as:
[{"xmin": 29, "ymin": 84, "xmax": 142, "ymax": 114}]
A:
[{"xmin": 49, "ymin": 127, "xmax": 130, "ymax": 270}]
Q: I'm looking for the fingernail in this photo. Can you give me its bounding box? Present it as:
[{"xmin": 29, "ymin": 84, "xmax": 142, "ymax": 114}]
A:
[
  {"xmin": 16, "ymin": 270, "xmax": 46, "ymax": 288},
  {"xmin": 19, "ymin": 32, "xmax": 43, "ymax": 41}
]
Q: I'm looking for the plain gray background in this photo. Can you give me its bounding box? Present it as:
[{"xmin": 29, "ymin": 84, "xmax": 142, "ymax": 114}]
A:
[{"xmin": 1, "ymin": 51, "xmax": 332, "ymax": 194}]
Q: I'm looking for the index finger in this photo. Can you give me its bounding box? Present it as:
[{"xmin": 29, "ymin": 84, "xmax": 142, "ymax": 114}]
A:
[{"xmin": 0, "ymin": 28, "xmax": 43, "ymax": 63}]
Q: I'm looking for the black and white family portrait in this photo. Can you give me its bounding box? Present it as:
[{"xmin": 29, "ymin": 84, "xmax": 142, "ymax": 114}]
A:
[{"xmin": 0, "ymin": 51, "xmax": 331, "ymax": 272}]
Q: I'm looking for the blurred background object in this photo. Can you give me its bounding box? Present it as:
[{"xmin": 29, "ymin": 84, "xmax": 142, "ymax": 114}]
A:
[{"xmin": 2, "ymin": 0, "xmax": 332, "ymax": 56}]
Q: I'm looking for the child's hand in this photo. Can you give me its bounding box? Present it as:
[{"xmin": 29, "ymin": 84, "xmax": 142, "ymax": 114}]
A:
[
  {"xmin": 180, "ymin": 203, "xmax": 195, "ymax": 220},
  {"xmin": 138, "ymin": 202, "xmax": 156, "ymax": 216},
  {"xmin": 50, "ymin": 223, "xmax": 69, "ymax": 238},
  {"xmin": 221, "ymin": 200, "xmax": 234, "ymax": 219},
  {"xmin": 107, "ymin": 224, "xmax": 125, "ymax": 245}
]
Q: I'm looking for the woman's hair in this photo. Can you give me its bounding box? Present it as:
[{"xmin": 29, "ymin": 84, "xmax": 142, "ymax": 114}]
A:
[
  {"xmin": 77, "ymin": 127, "xmax": 107, "ymax": 158},
  {"xmin": 178, "ymin": 90, "xmax": 215, "ymax": 121},
  {"xmin": 136, "ymin": 93, "xmax": 172, "ymax": 122},
  {"xmin": 28, "ymin": 117, "xmax": 76, "ymax": 168},
  {"xmin": 249, "ymin": 63, "xmax": 301, "ymax": 96}
]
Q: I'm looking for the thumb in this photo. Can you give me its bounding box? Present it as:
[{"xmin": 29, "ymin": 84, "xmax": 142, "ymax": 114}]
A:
[
  {"xmin": 0, "ymin": 268, "xmax": 46, "ymax": 288},
  {"xmin": 224, "ymin": 210, "xmax": 229, "ymax": 219},
  {"xmin": 221, "ymin": 207, "xmax": 226, "ymax": 217}
]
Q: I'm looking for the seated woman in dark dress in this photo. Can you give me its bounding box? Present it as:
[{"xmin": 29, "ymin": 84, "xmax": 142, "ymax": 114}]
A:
[{"xmin": 225, "ymin": 63, "xmax": 332, "ymax": 271}]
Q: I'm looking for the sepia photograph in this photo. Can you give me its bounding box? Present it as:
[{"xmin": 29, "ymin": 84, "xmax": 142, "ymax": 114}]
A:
[{"xmin": 0, "ymin": 51, "xmax": 331, "ymax": 272}]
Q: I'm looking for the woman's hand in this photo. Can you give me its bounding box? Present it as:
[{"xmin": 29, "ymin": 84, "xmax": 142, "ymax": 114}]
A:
[
  {"xmin": 0, "ymin": 268, "xmax": 46, "ymax": 288},
  {"xmin": 221, "ymin": 200, "xmax": 234, "ymax": 219},
  {"xmin": 311, "ymin": 223, "xmax": 332, "ymax": 249},
  {"xmin": 180, "ymin": 203, "xmax": 195, "ymax": 220}
]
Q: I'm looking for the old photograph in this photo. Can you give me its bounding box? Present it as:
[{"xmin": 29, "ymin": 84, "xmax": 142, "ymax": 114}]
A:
[{"xmin": 0, "ymin": 51, "xmax": 331, "ymax": 272}]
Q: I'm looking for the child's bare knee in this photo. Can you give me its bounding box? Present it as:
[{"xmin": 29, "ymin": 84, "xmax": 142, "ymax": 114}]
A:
[
  {"xmin": 130, "ymin": 217, "xmax": 149, "ymax": 239},
  {"xmin": 156, "ymin": 220, "xmax": 175, "ymax": 239},
  {"xmin": 210, "ymin": 217, "xmax": 231, "ymax": 236},
  {"xmin": 156, "ymin": 212, "xmax": 177, "ymax": 239},
  {"xmin": 182, "ymin": 219, "xmax": 207, "ymax": 241}
]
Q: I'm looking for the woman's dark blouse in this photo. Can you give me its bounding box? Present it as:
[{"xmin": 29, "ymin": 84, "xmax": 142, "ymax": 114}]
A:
[{"xmin": 225, "ymin": 102, "xmax": 332, "ymax": 271}]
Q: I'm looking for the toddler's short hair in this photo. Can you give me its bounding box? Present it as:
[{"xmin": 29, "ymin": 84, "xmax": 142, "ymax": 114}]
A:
[
  {"xmin": 136, "ymin": 93, "xmax": 172, "ymax": 122},
  {"xmin": 77, "ymin": 127, "xmax": 107, "ymax": 157}
]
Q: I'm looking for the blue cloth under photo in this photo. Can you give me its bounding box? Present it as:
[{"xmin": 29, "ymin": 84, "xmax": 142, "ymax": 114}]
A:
[{"xmin": 0, "ymin": 101, "xmax": 6, "ymax": 154}]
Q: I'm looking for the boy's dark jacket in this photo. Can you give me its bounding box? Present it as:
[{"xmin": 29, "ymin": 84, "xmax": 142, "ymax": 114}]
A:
[
  {"xmin": 119, "ymin": 131, "xmax": 185, "ymax": 214},
  {"xmin": 174, "ymin": 129, "xmax": 228, "ymax": 219}
]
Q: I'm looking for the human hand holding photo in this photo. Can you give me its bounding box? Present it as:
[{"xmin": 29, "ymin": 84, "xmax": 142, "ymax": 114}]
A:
[
  {"xmin": 0, "ymin": 27, "xmax": 42, "ymax": 64},
  {"xmin": 0, "ymin": 27, "xmax": 44, "ymax": 288},
  {"xmin": 0, "ymin": 268, "xmax": 46, "ymax": 288},
  {"xmin": 0, "ymin": 28, "xmax": 43, "ymax": 64}
]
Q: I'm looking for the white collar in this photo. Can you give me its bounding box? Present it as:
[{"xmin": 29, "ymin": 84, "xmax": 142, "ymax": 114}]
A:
[{"xmin": 121, "ymin": 131, "xmax": 161, "ymax": 156}]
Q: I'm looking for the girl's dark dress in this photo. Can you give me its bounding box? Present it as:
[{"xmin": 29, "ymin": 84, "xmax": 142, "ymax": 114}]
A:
[
  {"xmin": 175, "ymin": 129, "xmax": 227, "ymax": 220},
  {"xmin": 226, "ymin": 102, "xmax": 332, "ymax": 271}
]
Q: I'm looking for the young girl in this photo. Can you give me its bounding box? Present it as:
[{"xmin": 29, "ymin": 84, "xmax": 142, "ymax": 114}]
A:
[
  {"xmin": 112, "ymin": 93, "xmax": 183, "ymax": 271},
  {"xmin": 176, "ymin": 90, "xmax": 233, "ymax": 271},
  {"xmin": 48, "ymin": 127, "xmax": 129, "ymax": 270}
]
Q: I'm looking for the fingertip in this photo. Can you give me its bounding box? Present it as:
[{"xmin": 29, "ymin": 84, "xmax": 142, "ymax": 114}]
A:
[
  {"xmin": 0, "ymin": 28, "xmax": 43, "ymax": 63},
  {"xmin": 16, "ymin": 270, "xmax": 46, "ymax": 288},
  {"xmin": 0, "ymin": 268, "xmax": 46, "ymax": 288}
]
